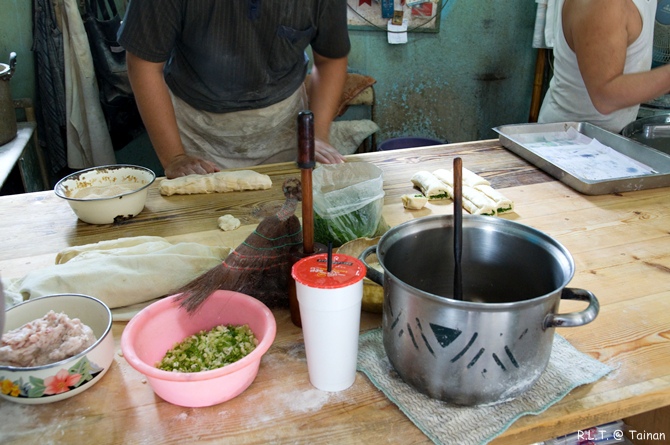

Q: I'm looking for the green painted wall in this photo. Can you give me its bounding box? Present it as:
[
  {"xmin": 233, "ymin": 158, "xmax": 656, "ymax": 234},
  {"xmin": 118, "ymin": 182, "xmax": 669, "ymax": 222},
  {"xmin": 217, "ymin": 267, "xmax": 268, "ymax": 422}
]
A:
[
  {"xmin": 0, "ymin": 0, "xmax": 36, "ymax": 106},
  {"xmin": 1, "ymin": 0, "xmax": 537, "ymax": 151},
  {"xmin": 346, "ymin": 0, "xmax": 537, "ymax": 143}
]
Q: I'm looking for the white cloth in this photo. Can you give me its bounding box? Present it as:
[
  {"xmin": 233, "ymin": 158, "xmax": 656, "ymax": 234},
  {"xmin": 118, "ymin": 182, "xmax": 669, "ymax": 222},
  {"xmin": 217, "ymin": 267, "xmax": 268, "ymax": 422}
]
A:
[
  {"xmin": 533, "ymin": 0, "xmax": 561, "ymax": 48},
  {"xmin": 330, "ymin": 119, "xmax": 380, "ymax": 155},
  {"xmin": 2, "ymin": 237, "xmax": 230, "ymax": 319},
  {"xmin": 533, "ymin": 0, "xmax": 549, "ymax": 48},
  {"xmin": 538, "ymin": 0, "xmax": 656, "ymax": 133},
  {"xmin": 62, "ymin": 0, "xmax": 116, "ymax": 168},
  {"xmin": 171, "ymin": 85, "xmax": 308, "ymax": 170}
]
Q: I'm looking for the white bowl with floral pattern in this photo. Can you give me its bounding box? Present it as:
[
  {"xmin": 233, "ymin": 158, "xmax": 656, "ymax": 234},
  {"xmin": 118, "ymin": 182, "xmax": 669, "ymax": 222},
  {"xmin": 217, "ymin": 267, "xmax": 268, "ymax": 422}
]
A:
[{"xmin": 0, "ymin": 294, "xmax": 114, "ymax": 404}]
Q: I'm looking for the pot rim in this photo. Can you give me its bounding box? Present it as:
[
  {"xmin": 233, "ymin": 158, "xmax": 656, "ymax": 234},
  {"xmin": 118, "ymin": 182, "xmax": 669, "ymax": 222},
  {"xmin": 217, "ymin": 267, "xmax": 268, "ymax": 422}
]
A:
[{"xmin": 376, "ymin": 214, "xmax": 575, "ymax": 309}]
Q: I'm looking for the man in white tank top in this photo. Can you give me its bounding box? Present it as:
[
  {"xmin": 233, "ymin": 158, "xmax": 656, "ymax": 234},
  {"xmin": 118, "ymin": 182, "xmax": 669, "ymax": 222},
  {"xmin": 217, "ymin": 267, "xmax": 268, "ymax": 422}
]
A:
[{"xmin": 539, "ymin": 0, "xmax": 670, "ymax": 133}]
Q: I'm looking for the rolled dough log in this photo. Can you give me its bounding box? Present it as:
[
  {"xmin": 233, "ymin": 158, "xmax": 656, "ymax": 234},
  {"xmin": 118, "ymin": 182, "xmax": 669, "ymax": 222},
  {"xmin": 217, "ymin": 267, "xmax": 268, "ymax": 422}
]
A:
[{"xmin": 160, "ymin": 170, "xmax": 272, "ymax": 196}]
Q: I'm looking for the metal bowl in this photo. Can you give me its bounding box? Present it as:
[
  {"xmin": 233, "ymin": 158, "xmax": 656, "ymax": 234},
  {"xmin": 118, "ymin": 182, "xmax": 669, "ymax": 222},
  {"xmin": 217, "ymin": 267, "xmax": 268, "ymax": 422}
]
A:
[{"xmin": 621, "ymin": 114, "xmax": 670, "ymax": 155}]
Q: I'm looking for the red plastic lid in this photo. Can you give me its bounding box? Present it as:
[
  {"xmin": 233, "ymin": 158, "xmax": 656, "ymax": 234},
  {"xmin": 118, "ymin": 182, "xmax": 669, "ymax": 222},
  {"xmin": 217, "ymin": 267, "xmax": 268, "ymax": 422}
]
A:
[{"xmin": 291, "ymin": 253, "xmax": 367, "ymax": 289}]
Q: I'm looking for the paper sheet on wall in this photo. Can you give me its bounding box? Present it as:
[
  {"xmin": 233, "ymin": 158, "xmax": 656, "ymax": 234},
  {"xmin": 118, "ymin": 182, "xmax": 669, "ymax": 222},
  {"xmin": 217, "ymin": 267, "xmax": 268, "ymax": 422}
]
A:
[
  {"xmin": 511, "ymin": 127, "xmax": 657, "ymax": 181},
  {"xmin": 347, "ymin": 0, "xmax": 440, "ymax": 32},
  {"xmin": 388, "ymin": 19, "xmax": 409, "ymax": 44}
]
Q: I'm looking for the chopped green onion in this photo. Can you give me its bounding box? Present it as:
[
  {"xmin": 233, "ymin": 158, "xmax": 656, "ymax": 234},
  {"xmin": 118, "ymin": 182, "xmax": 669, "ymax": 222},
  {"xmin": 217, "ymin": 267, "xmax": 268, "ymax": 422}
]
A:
[{"xmin": 156, "ymin": 324, "xmax": 258, "ymax": 373}]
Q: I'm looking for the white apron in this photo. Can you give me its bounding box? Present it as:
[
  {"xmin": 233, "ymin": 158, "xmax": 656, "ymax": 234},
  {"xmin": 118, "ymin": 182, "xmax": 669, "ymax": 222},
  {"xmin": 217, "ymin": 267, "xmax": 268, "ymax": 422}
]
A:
[{"xmin": 171, "ymin": 85, "xmax": 308, "ymax": 169}]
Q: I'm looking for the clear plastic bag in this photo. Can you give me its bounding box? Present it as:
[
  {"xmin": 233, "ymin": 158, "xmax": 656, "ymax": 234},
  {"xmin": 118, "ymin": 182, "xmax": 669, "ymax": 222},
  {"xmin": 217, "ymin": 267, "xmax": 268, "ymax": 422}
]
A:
[{"xmin": 312, "ymin": 162, "xmax": 385, "ymax": 247}]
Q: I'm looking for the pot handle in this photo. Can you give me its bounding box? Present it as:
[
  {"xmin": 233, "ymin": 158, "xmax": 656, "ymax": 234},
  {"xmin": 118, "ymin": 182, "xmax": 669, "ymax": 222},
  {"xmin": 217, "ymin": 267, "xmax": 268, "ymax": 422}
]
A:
[
  {"xmin": 543, "ymin": 288, "xmax": 599, "ymax": 330},
  {"xmin": 1, "ymin": 52, "xmax": 16, "ymax": 81},
  {"xmin": 359, "ymin": 245, "xmax": 384, "ymax": 285}
]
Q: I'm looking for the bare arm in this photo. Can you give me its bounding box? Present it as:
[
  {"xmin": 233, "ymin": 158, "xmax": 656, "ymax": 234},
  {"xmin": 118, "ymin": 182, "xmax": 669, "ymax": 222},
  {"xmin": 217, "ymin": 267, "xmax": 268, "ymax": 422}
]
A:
[
  {"xmin": 565, "ymin": 0, "xmax": 670, "ymax": 115},
  {"xmin": 126, "ymin": 52, "xmax": 219, "ymax": 178},
  {"xmin": 308, "ymin": 51, "xmax": 349, "ymax": 164}
]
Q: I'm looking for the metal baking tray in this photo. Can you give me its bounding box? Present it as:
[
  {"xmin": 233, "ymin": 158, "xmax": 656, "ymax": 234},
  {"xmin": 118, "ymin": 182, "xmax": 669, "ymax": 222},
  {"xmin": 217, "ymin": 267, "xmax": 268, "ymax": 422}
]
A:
[{"xmin": 493, "ymin": 122, "xmax": 670, "ymax": 195}]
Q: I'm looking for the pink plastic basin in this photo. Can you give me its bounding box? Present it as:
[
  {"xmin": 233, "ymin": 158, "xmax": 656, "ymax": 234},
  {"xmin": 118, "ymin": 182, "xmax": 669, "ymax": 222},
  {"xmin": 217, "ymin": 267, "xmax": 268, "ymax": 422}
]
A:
[{"xmin": 121, "ymin": 290, "xmax": 276, "ymax": 407}]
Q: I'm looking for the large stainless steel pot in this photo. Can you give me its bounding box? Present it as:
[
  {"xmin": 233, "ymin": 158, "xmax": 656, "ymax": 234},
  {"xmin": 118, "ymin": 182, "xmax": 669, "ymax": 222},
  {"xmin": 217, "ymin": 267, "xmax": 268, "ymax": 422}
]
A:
[
  {"xmin": 0, "ymin": 52, "xmax": 17, "ymax": 146},
  {"xmin": 360, "ymin": 215, "xmax": 599, "ymax": 406}
]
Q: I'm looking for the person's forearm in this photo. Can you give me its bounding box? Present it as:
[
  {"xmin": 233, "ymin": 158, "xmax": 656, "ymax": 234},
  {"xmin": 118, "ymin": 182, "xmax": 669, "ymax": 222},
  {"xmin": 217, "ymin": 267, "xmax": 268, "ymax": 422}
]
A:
[
  {"xmin": 568, "ymin": 0, "xmax": 670, "ymax": 115},
  {"xmin": 308, "ymin": 53, "xmax": 349, "ymax": 142},
  {"xmin": 588, "ymin": 65, "xmax": 670, "ymax": 115},
  {"xmin": 126, "ymin": 52, "xmax": 185, "ymax": 168}
]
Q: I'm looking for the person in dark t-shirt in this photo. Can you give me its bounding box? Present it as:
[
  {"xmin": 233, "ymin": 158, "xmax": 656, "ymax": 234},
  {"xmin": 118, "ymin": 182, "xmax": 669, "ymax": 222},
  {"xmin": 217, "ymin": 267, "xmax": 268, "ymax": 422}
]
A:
[{"xmin": 118, "ymin": 0, "xmax": 351, "ymax": 178}]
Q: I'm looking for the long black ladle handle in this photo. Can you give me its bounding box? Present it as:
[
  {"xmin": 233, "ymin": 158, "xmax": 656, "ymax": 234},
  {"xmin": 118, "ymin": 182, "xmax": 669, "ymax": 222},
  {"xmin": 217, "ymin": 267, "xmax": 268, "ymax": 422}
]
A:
[{"xmin": 453, "ymin": 157, "xmax": 463, "ymax": 301}]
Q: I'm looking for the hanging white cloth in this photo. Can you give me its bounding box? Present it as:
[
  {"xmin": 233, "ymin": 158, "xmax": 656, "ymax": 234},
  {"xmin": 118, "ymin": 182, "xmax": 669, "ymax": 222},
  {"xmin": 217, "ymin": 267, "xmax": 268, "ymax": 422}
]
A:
[
  {"xmin": 61, "ymin": 0, "xmax": 116, "ymax": 168},
  {"xmin": 533, "ymin": 0, "xmax": 560, "ymax": 48}
]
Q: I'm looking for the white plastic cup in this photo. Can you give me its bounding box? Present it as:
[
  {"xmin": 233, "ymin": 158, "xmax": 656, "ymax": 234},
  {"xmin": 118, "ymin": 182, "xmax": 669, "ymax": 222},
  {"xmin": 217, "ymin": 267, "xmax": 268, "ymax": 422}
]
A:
[{"xmin": 291, "ymin": 253, "xmax": 366, "ymax": 391}]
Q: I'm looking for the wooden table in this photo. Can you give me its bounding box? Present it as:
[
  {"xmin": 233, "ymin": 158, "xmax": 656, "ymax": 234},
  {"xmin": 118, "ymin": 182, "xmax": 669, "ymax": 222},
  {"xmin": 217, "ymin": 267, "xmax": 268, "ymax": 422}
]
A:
[{"xmin": 1, "ymin": 140, "xmax": 669, "ymax": 444}]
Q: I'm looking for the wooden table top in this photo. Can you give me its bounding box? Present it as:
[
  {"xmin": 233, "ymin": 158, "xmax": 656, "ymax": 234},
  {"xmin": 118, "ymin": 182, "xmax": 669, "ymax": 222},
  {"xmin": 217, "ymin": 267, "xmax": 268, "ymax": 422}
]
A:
[{"xmin": 1, "ymin": 139, "xmax": 669, "ymax": 444}]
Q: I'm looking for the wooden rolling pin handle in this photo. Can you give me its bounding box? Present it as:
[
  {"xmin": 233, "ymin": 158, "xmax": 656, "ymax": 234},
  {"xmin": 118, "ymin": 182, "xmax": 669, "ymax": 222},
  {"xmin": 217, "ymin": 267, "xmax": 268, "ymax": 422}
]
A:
[
  {"xmin": 290, "ymin": 110, "xmax": 317, "ymax": 328},
  {"xmin": 297, "ymin": 111, "xmax": 316, "ymax": 169}
]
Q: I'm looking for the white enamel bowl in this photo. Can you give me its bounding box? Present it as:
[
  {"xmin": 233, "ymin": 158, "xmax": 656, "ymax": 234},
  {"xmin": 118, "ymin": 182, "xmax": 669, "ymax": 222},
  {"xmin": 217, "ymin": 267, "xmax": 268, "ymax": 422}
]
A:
[{"xmin": 54, "ymin": 164, "xmax": 155, "ymax": 224}]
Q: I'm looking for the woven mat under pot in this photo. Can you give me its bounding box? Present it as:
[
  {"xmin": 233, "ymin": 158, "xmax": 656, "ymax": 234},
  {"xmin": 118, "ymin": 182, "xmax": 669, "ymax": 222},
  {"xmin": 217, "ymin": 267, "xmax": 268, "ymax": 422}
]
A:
[{"xmin": 357, "ymin": 328, "xmax": 612, "ymax": 445}]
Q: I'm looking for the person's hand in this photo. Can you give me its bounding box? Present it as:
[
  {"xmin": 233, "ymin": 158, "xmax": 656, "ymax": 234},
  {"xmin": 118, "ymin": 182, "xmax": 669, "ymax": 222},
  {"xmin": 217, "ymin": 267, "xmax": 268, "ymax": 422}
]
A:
[
  {"xmin": 314, "ymin": 138, "xmax": 345, "ymax": 164},
  {"xmin": 164, "ymin": 154, "xmax": 220, "ymax": 179}
]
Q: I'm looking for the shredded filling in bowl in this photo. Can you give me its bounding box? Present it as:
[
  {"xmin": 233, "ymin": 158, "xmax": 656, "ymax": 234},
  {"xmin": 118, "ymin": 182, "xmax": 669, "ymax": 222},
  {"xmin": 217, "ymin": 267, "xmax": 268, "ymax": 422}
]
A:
[{"xmin": 156, "ymin": 324, "xmax": 258, "ymax": 373}]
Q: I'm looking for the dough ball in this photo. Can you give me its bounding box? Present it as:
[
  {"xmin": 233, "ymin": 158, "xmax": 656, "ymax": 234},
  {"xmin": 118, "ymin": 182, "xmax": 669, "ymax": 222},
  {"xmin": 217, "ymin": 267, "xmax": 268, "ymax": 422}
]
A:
[{"xmin": 218, "ymin": 214, "xmax": 241, "ymax": 231}]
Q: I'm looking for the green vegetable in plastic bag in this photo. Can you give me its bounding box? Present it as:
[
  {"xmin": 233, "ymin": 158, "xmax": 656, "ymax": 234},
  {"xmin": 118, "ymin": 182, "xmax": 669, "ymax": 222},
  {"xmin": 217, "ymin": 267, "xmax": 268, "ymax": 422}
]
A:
[{"xmin": 312, "ymin": 162, "xmax": 385, "ymax": 247}]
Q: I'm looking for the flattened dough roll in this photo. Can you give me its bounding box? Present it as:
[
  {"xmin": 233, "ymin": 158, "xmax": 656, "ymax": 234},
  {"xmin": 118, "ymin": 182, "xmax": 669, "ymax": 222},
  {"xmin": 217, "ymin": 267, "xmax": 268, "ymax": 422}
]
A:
[
  {"xmin": 462, "ymin": 185, "xmax": 497, "ymax": 215},
  {"xmin": 475, "ymin": 184, "xmax": 514, "ymax": 213},
  {"xmin": 160, "ymin": 170, "xmax": 272, "ymax": 196},
  {"xmin": 429, "ymin": 169, "xmax": 455, "ymax": 199},
  {"xmin": 411, "ymin": 171, "xmax": 450, "ymax": 200},
  {"xmin": 401, "ymin": 193, "xmax": 429, "ymax": 210},
  {"xmin": 462, "ymin": 167, "xmax": 490, "ymax": 187},
  {"xmin": 434, "ymin": 167, "xmax": 489, "ymax": 188},
  {"xmin": 432, "ymin": 168, "xmax": 453, "ymax": 187}
]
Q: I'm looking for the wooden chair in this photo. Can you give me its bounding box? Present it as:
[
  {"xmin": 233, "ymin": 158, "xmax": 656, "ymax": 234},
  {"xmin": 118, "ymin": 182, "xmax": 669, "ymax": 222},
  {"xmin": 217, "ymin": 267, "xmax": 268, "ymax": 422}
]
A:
[
  {"xmin": 343, "ymin": 79, "xmax": 376, "ymax": 152},
  {"xmin": 305, "ymin": 73, "xmax": 378, "ymax": 153}
]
